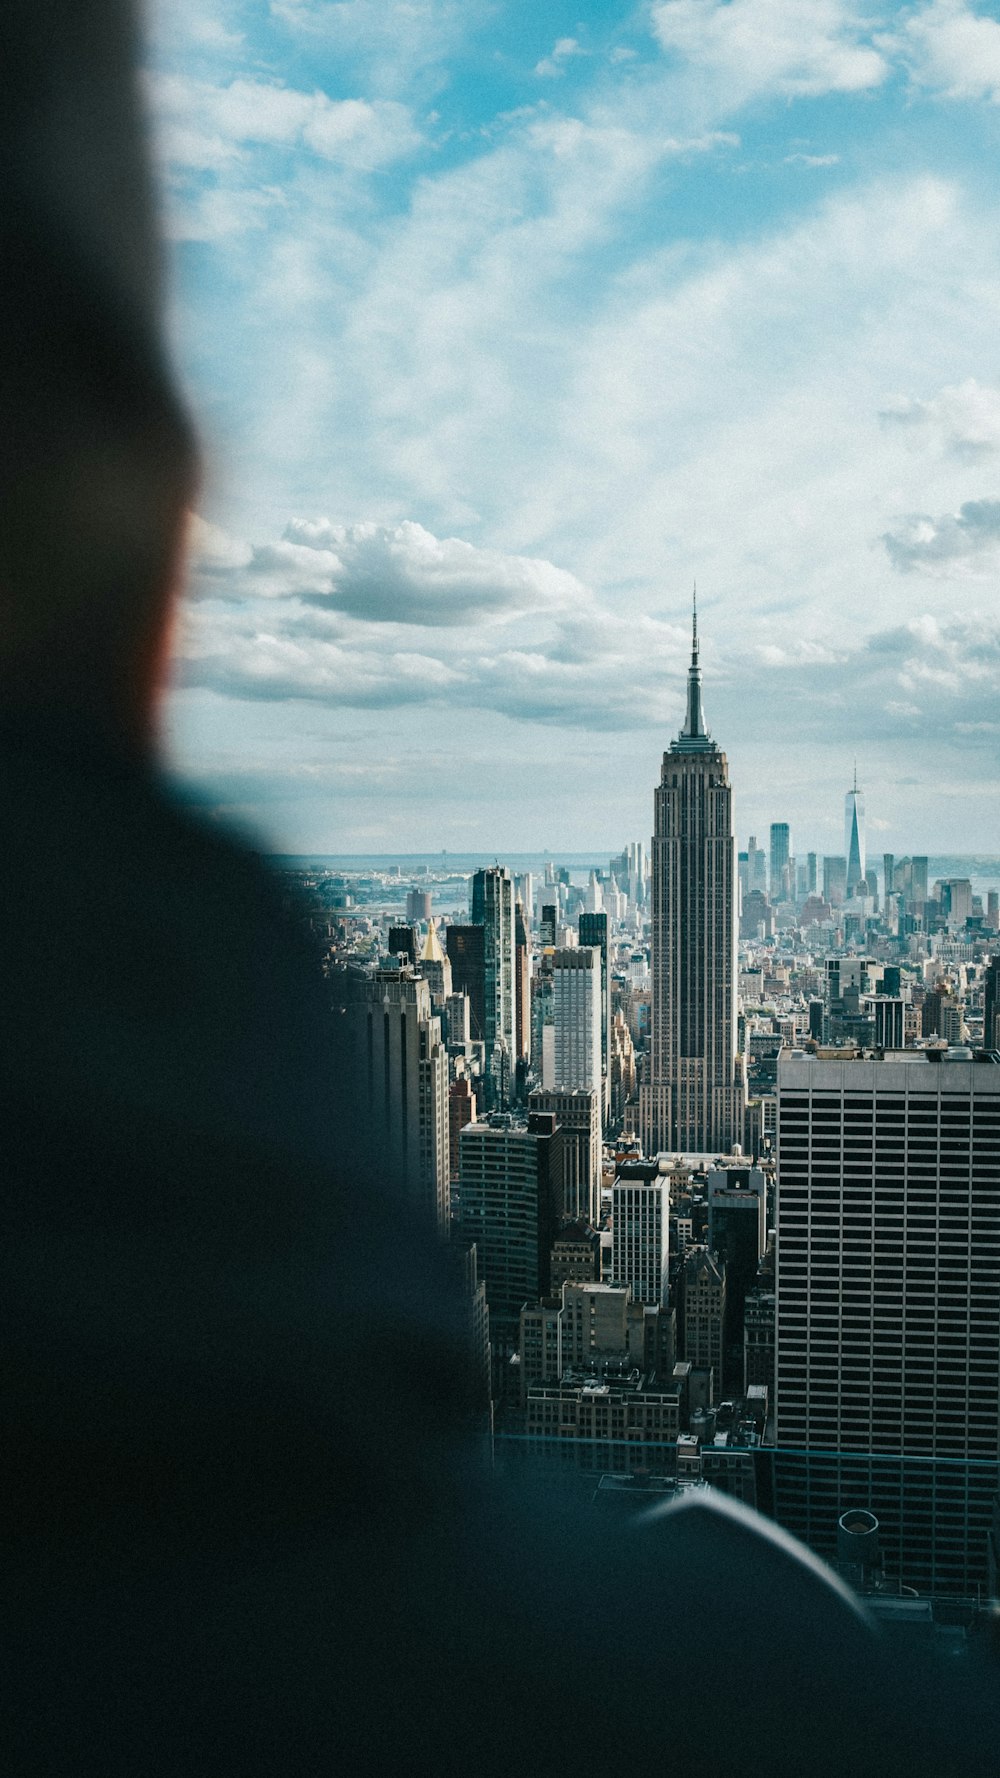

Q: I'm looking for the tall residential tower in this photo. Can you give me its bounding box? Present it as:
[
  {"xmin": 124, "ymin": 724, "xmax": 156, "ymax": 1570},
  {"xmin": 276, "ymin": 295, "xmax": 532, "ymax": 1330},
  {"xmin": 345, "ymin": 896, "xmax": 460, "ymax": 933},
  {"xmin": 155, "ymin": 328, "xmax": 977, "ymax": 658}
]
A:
[
  {"xmin": 471, "ymin": 865, "xmax": 515, "ymax": 1105},
  {"xmin": 641, "ymin": 599, "xmax": 744, "ymax": 1156}
]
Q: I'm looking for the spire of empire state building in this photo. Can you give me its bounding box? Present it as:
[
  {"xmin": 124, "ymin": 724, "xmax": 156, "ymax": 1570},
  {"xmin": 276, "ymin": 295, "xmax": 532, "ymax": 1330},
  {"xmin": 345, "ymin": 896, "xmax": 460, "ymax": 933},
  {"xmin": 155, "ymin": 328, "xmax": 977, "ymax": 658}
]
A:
[
  {"xmin": 641, "ymin": 593, "xmax": 745, "ymax": 1157},
  {"xmin": 678, "ymin": 583, "xmax": 711, "ymax": 749}
]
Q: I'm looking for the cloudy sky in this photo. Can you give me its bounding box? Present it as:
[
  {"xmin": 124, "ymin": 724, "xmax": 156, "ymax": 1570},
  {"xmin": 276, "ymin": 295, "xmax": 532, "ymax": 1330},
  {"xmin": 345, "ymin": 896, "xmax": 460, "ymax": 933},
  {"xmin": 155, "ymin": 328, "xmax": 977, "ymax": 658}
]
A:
[{"xmin": 149, "ymin": 0, "xmax": 1000, "ymax": 857}]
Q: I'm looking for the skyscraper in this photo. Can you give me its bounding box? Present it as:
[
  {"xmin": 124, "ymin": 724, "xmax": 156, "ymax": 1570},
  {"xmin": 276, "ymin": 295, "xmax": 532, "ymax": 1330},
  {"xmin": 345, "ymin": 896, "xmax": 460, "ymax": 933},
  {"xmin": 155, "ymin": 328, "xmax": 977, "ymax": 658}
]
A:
[
  {"xmin": 707, "ymin": 1163, "xmax": 767, "ymax": 1389},
  {"xmin": 611, "ymin": 1162, "xmax": 669, "ymax": 1307},
  {"xmin": 514, "ymin": 899, "xmax": 531, "ymax": 1071},
  {"xmin": 769, "ymin": 823, "xmax": 791, "ymax": 903},
  {"xmin": 883, "ymin": 852, "xmax": 896, "ymax": 899},
  {"xmin": 459, "ymin": 1110, "xmax": 564, "ymax": 1334},
  {"xmin": 355, "ymin": 968, "xmax": 450, "ymax": 1236},
  {"xmin": 822, "ymin": 854, "xmax": 847, "ymax": 907},
  {"xmin": 471, "ymin": 865, "xmax": 515, "ymax": 1104},
  {"xmin": 552, "ymin": 945, "xmax": 602, "ymax": 1102},
  {"xmin": 774, "ymin": 1050, "xmax": 1000, "ymax": 1594},
  {"xmin": 446, "ymin": 924, "xmax": 485, "ymax": 1041},
  {"xmin": 641, "ymin": 598, "xmax": 744, "ymax": 1156},
  {"xmin": 746, "ymin": 836, "xmax": 768, "ymax": 895},
  {"xmin": 529, "ymin": 1086, "xmax": 601, "ymax": 1223},
  {"xmin": 682, "ymin": 1247, "xmax": 726, "ymax": 1379},
  {"xmin": 845, "ymin": 767, "xmax": 866, "ymax": 897},
  {"xmin": 579, "ymin": 910, "xmax": 611, "ymax": 1122}
]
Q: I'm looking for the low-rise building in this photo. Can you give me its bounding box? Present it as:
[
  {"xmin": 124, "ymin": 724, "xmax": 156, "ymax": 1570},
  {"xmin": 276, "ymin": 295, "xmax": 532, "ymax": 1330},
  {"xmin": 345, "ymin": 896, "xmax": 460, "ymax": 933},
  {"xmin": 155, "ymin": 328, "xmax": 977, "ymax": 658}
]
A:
[
  {"xmin": 550, "ymin": 1221, "xmax": 599, "ymax": 1290},
  {"xmin": 527, "ymin": 1363, "xmax": 681, "ymax": 1474}
]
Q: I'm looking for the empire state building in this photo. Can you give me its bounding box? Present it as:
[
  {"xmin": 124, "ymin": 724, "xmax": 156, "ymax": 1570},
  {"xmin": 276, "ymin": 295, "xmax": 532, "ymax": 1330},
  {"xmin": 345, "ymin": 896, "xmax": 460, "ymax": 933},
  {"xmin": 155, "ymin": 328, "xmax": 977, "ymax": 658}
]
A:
[{"xmin": 641, "ymin": 601, "xmax": 744, "ymax": 1157}]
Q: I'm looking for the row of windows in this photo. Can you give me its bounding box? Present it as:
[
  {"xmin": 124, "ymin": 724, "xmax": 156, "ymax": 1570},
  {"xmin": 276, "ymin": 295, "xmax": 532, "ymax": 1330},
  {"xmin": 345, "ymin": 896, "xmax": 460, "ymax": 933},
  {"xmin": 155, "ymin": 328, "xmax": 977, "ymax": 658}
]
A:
[
  {"xmin": 781, "ymin": 1097, "xmax": 1000, "ymax": 1111},
  {"xmin": 780, "ymin": 1148, "xmax": 1000, "ymax": 1160},
  {"xmin": 779, "ymin": 1180, "xmax": 998, "ymax": 1194},
  {"xmin": 780, "ymin": 1138, "xmax": 1000, "ymax": 1150},
  {"xmin": 780, "ymin": 1134, "xmax": 1000, "ymax": 1146}
]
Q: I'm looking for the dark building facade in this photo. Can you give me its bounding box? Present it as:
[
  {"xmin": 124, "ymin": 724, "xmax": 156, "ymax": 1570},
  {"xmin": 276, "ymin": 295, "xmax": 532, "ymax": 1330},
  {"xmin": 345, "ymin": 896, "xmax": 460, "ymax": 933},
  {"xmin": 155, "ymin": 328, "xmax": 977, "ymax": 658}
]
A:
[
  {"xmin": 459, "ymin": 1112, "xmax": 565, "ymax": 1336},
  {"xmin": 471, "ymin": 866, "xmax": 515, "ymax": 1105},
  {"xmin": 387, "ymin": 924, "xmax": 418, "ymax": 966},
  {"xmin": 447, "ymin": 924, "xmax": 486, "ymax": 1042}
]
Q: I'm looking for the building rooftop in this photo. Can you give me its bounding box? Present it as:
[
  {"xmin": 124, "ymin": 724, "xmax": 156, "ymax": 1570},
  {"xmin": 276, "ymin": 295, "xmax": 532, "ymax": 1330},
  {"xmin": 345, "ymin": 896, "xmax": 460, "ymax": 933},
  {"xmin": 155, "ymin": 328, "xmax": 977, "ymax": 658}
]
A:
[
  {"xmin": 555, "ymin": 1219, "xmax": 594, "ymax": 1242},
  {"xmin": 531, "ymin": 1364, "xmax": 680, "ymax": 1400}
]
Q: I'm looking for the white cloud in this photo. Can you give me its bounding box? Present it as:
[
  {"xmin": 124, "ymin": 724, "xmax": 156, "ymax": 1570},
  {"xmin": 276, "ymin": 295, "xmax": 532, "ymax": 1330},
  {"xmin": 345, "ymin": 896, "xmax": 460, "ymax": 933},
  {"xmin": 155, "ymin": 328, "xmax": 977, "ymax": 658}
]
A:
[
  {"xmin": 722, "ymin": 614, "xmax": 1000, "ymax": 750},
  {"xmin": 505, "ymin": 170, "xmax": 972, "ymax": 591},
  {"xmin": 179, "ymin": 607, "xmax": 462, "ymax": 705},
  {"xmin": 889, "ymin": 0, "xmax": 1000, "ymax": 103},
  {"xmin": 176, "ymin": 521, "xmax": 692, "ymax": 721},
  {"xmin": 535, "ymin": 37, "xmax": 587, "ymax": 78},
  {"xmin": 171, "ymin": 128, "xmax": 998, "ymax": 672},
  {"xmin": 175, "ymin": 560, "xmax": 1000, "ymax": 760},
  {"xmin": 191, "ymin": 518, "xmax": 591, "ymax": 625},
  {"xmin": 150, "ymin": 73, "xmax": 421, "ymax": 174},
  {"xmin": 650, "ymin": 0, "xmax": 888, "ymax": 105},
  {"xmin": 267, "ymin": 0, "xmax": 485, "ymax": 96},
  {"xmin": 755, "ymin": 639, "xmax": 844, "ymax": 666},
  {"xmin": 309, "ymin": 110, "xmax": 740, "ymax": 524},
  {"xmin": 883, "ymin": 498, "xmax": 1000, "ymax": 576},
  {"xmin": 175, "ymin": 613, "xmax": 689, "ymax": 727},
  {"xmin": 147, "ymin": 1, "xmax": 247, "ymax": 59},
  {"xmin": 864, "ymin": 613, "xmax": 1000, "ymax": 706},
  {"xmin": 165, "ymin": 182, "xmax": 291, "ymax": 242},
  {"xmin": 189, "ymin": 16, "xmax": 246, "ymax": 51},
  {"xmin": 287, "ymin": 520, "xmax": 589, "ymax": 623},
  {"xmin": 149, "ymin": 0, "xmax": 1000, "ymax": 851},
  {"xmin": 880, "ymin": 379, "xmax": 1000, "ymax": 457}
]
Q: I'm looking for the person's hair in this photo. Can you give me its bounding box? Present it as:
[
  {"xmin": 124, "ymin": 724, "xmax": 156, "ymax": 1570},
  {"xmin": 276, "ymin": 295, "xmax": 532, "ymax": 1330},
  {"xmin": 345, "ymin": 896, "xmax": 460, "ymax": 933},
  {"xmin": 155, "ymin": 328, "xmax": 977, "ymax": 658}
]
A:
[{"xmin": 1, "ymin": 0, "xmax": 198, "ymax": 737}]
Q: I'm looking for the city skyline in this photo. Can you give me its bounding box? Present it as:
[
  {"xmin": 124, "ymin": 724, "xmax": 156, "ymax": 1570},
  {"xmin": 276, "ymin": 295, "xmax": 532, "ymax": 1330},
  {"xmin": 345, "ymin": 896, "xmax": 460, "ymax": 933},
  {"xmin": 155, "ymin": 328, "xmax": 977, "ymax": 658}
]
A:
[
  {"xmin": 150, "ymin": 2, "xmax": 1000, "ymax": 853},
  {"xmin": 307, "ymin": 681, "xmax": 1000, "ymax": 1598}
]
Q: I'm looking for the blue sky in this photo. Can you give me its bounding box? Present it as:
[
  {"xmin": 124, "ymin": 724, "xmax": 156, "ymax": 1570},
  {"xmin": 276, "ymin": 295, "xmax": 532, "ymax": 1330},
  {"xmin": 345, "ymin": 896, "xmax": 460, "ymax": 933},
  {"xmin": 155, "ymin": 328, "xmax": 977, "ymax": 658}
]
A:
[{"xmin": 148, "ymin": 1, "xmax": 1000, "ymax": 857}]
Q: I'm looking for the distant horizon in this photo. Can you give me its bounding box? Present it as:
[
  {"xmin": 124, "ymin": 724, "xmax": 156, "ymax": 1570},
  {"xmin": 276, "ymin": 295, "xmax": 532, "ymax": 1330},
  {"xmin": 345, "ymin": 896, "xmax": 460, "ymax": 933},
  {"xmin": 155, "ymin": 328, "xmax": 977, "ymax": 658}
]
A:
[{"xmin": 271, "ymin": 848, "xmax": 1000, "ymax": 875}]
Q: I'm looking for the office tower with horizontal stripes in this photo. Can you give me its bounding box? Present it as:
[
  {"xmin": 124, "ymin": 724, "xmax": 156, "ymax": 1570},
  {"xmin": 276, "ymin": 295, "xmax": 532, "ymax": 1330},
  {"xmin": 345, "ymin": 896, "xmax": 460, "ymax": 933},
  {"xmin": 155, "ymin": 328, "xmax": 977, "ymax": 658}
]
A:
[
  {"xmin": 552, "ymin": 945, "xmax": 602, "ymax": 1102},
  {"xmin": 774, "ymin": 1050, "xmax": 1000, "ymax": 1595},
  {"xmin": 459, "ymin": 1111, "xmax": 565, "ymax": 1336}
]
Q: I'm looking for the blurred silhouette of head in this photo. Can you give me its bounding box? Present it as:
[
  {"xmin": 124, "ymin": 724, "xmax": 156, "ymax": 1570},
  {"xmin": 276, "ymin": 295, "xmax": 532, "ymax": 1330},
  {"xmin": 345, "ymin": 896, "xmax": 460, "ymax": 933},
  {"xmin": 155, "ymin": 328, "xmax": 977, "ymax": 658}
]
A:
[{"xmin": 0, "ymin": 0, "xmax": 198, "ymax": 747}]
